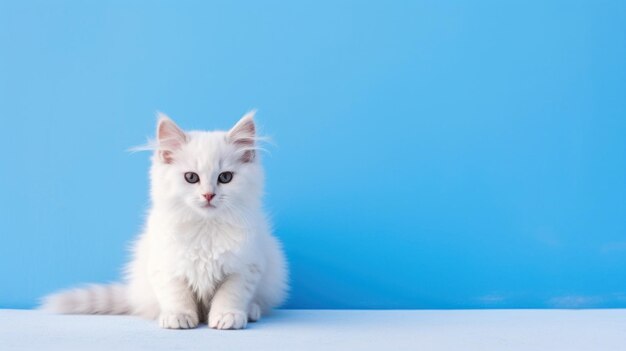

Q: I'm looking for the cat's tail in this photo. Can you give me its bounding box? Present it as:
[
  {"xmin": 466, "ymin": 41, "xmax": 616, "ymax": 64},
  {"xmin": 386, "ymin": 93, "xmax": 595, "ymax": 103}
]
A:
[{"xmin": 40, "ymin": 283, "xmax": 130, "ymax": 315}]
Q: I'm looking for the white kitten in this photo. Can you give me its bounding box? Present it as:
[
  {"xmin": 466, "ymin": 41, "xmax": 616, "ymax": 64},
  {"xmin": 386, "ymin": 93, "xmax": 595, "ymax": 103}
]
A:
[{"xmin": 42, "ymin": 111, "xmax": 288, "ymax": 330}]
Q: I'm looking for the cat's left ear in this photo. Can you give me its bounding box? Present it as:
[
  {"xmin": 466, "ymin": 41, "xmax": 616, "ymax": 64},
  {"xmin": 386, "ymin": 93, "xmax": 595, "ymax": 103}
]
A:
[{"xmin": 228, "ymin": 111, "xmax": 256, "ymax": 163}]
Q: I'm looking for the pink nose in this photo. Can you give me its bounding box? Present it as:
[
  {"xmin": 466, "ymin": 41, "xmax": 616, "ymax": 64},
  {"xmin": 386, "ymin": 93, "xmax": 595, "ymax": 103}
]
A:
[{"xmin": 203, "ymin": 193, "xmax": 215, "ymax": 203}]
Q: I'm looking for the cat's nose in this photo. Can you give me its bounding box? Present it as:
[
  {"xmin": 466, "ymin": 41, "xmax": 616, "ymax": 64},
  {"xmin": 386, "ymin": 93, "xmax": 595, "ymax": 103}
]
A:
[{"xmin": 203, "ymin": 193, "xmax": 216, "ymax": 203}]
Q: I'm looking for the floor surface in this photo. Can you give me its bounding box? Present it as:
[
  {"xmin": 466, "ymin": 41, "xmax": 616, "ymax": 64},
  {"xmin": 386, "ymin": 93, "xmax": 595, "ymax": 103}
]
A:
[{"xmin": 1, "ymin": 309, "xmax": 625, "ymax": 350}]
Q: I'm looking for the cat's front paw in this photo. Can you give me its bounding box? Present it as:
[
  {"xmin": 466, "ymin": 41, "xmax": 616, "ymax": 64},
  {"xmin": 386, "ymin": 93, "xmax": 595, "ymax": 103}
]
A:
[
  {"xmin": 159, "ymin": 312, "xmax": 199, "ymax": 329},
  {"xmin": 208, "ymin": 310, "xmax": 248, "ymax": 330}
]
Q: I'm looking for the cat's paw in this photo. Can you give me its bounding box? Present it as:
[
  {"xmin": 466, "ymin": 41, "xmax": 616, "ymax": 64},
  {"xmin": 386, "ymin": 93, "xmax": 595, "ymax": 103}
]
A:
[
  {"xmin": 158, "ymin": 312, "xmax": 199, "ymax": 329},
  {"xmin": 208, "ymin": 310, "xmax": 248, "ymax": 330},
  {"xmin": 248, "ymin": 302, "xmax": 261, "ymax": 322}
]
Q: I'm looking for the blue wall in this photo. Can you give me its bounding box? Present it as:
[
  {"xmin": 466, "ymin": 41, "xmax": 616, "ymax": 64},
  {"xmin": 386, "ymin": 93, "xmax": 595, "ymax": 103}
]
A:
[{"xmin": 1, "ymin": 1, "xmax": 625, "ymax": 309}]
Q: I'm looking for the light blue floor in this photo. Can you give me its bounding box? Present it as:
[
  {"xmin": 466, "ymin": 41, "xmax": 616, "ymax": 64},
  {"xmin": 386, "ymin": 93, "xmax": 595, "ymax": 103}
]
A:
[{"xmin": 1, "ymin": 309, "xmax": 623, "ymax": 350}]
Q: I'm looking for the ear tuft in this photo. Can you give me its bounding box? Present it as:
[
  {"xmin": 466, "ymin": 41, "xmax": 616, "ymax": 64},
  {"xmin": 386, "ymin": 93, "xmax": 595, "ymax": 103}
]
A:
[
  {"xmin": 156, "ymin": 113, "xmax": 187, "ymax": 164},
  {"xmin": 228, "ymin": 111, "xmax": 257, "ymax": 163}
]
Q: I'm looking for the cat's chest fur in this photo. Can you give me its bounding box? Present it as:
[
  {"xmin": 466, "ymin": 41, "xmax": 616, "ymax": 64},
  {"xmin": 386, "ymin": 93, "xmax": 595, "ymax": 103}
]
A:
[{"xmin": 171, "ymin": 220, "xmax": 247, "ymax": 300}]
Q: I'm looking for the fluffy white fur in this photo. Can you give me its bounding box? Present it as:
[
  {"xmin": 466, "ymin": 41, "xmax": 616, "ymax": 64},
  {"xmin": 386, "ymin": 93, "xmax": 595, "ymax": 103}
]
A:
[{"xmin": 42, "ymin": 111, "xmax": 288, "ymax": 330}]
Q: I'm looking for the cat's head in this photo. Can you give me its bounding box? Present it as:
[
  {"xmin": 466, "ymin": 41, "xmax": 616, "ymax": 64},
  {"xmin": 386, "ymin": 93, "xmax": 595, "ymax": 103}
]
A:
[{"xmin": 149, "ymin": 111, "xmax": 264, "ymax": 220}]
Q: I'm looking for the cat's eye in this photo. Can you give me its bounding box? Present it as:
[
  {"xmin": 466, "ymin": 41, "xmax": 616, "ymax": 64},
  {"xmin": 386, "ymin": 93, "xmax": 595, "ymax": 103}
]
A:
[
  {"xmin": 184, "ymin": 172, "xmax": 200, "ymax": 184},
  {"xmin": 218, "ymin": 171, "xmax": 233, "ymax": 184}
]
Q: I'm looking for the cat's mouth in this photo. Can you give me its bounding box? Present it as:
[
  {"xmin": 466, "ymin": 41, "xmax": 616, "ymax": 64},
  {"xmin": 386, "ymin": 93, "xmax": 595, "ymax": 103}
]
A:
[{"xmin": 201, "ymin": 203, "xmax": 216, "ymax": 209}]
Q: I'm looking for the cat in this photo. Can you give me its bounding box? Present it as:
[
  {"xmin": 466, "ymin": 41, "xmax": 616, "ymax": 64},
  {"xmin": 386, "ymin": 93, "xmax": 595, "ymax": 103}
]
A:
[{"xmin": 41, "ymin": 111, "xmax": 288, "ymax": 330}]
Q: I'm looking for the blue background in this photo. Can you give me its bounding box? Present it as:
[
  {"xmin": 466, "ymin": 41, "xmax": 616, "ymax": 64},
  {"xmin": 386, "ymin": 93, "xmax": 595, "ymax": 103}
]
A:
[{"xmin": 1, "ymin": 1, "xmax": 625, "ymax": 309}]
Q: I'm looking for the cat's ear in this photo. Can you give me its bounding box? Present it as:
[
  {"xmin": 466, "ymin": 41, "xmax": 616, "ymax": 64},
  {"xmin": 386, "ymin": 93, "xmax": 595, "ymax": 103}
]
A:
[
  {"xmin": 228, "ymin": 111, "xmax": 256, "ymax": 163},
  {"xmin": 156, "ymin": 113, "xmax": 187, "ymax": 164}
]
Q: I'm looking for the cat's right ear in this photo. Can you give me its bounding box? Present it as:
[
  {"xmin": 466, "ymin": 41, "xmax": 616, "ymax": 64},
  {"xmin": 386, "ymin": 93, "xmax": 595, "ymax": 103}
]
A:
[{"xmin": 156, "ymin": 113, "xmax": 187, "ymax": 164}]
